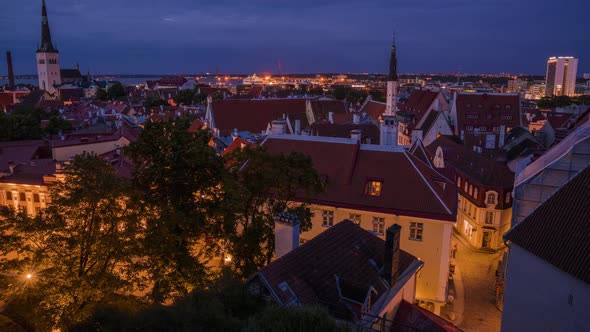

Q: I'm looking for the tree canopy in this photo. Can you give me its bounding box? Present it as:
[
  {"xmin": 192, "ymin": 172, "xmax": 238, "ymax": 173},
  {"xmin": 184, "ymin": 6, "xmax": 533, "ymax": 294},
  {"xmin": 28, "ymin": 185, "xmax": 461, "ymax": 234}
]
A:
[{"xmin": 0, "ymin": 153, "xmax": 141, "ymax": 330}]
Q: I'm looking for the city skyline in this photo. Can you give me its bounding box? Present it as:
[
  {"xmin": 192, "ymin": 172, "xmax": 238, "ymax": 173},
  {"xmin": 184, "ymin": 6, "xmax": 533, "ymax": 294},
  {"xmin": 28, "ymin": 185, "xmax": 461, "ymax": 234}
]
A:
[{"xmin": 0, "ymin": 0, "xmax": 589, "ymax": 76}]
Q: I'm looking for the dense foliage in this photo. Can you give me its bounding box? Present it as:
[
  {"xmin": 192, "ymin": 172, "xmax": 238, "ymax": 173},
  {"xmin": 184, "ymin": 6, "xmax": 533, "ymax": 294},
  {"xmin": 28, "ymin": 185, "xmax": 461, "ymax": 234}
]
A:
[
  {"xmin": 71, "ymin": 281, "xmax": 349, "ymax": 332},
  {"xmin": 0, "ymin": 108, "xmax": 72, "ymax": 141},
  {"xmin": 0, "ymin": 120, "xmax": 323, "ymax": 330}
]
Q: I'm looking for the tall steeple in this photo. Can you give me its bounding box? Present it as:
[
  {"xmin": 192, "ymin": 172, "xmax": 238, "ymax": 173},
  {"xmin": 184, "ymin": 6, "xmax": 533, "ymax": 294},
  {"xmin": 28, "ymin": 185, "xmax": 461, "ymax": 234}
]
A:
[
  {"xmin": 36, "ymin": 0, "xmax": 61, "ymax": 94},
  {"xmin": 38, "ymin": 0, "xmax": 57, "ymax": 53},
  {"xmin": 380, "ymin": 33, "xmax": 399, "ymax": 146},
  {"xmin": 388, "ymin": 34, "xmax": 398, "ymax": 81}
]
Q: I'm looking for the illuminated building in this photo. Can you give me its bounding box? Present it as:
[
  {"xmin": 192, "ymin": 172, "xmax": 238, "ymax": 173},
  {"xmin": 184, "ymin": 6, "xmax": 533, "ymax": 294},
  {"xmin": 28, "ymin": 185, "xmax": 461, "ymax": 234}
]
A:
[{"xmin": 545, "ymin": 57, "xmax": 578, "ymax": 97}]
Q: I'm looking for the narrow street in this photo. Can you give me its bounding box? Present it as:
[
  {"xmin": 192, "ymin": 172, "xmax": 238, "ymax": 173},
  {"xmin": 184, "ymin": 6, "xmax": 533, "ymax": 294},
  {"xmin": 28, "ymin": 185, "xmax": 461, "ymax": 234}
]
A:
[{"xmin": 447, "ymin": 231, "xmax": 504, "ymax": 332}]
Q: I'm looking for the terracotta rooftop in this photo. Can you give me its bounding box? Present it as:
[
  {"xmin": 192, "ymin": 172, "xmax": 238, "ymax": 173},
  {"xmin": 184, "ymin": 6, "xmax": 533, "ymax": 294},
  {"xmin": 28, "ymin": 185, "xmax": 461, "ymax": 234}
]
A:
[
  {"xmin": 426, "ymin": 135, "xmax": 514, "ymax": 188},
  {"xmin": 255, "ymin": 220, "xmax": 419, "ymax": 319},
  {"xmin": 309, "ymin": 123, "xmax": 380, "ymax": 144},
  {"xmin": 398, "ymin": 89, "xmax": 440, "ymax": 125},
  {"xmin": 211, "ymin": 99, "xmax": 307, "ymax": 136},
  {"xmin": 393, "ymin": 300, "xmax": 463, "ymax": 332},
  {"xmin": 360, "ymin": 100, "xmax": 386, "ymax": 120},
  {"xmin": 262, "ymin": 135, "xmax": 457, "ymax": 221},
  {"xmin": 504, "ymin": 164, "xmax": 590, "ymax": 285},
  {"xmin": 455, "ymin": 93, "xmax": 521, "ymax": 133}
]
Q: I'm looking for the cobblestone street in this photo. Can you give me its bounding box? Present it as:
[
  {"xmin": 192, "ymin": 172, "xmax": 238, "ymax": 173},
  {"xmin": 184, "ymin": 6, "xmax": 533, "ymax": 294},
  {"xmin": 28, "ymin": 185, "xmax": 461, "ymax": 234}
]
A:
[{"xmin": 446, "ymin": 231, "xmax": 504, "ymax": 332}]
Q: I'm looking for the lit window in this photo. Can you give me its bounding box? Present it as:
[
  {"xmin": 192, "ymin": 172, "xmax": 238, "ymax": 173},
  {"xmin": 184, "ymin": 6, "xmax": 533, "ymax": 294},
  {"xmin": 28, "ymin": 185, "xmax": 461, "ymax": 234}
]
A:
[
  {"xmin": 367, "ymin": 180, "xmax": 383, "ymax": 197},
  {"xmin": 457, "ymin": 177, "xmax": 461, "ymax": 187},
  {"xmin": 485, "ymin": 211, "xmax": 494, "ymax": 224},
  {"xmin": 474, "ymin": 187, "xmax": 478, "ymax": 198},
  {"xmin": 33, "ymin": 194, "xmax": 40, "ymax": 203},
  {"xmin": 505, "ymin": 192, "xmax": 511, "ymax": 204},
  {"xmin": 322, "ymin": 210, "xmax": 334, "ymax": 227},
  {"xmin": 479, "ymin": 126, "xmax": 487, "ymax": 132},
  {"xmin": 372, "ymin": 217, "xmax": 385, "ymax": 235},
  {"xmin": 6, "ymin": 191, "xmax": 12, "ymax": 200},
  {"xmin": 410, "ymin": 222, "xmax": 423, "ymax": 241},
  {"xmin": 464, "ymin": 182, "xmax": 468, "ymax": 192},
  {"xmin": 486, "ymin": 192, "xmax": 497, "ymax": 205},
  {"xmin": 349, "ymin": 214, "xmax": 361, "ymax": 225},
  {"xmin": 19, "ymin": 193, "xmax": 25, "ymax": 201}
]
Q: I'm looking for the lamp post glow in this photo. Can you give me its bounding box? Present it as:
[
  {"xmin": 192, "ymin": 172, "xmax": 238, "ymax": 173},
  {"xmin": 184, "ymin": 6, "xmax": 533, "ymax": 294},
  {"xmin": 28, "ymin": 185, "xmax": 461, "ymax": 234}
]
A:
[{"xmin": 26, "ymin": 274, "xmax": 32, "ymax": 280}]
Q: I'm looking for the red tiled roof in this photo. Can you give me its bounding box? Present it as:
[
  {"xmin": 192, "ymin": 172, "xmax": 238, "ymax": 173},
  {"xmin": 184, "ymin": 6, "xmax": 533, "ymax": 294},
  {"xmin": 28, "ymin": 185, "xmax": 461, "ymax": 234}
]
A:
[
  {"xmin": 398, "ymin": 89, "xmax": 439, "ymax": 125},
  {"xmin": 158, "ymin": 76, "xmax": 188, "ymax": 87},
  {"xmin": 256, "ymin": 220, "xmax": 418, "ymax": 318},
  {"xmin": 504, "ymin": 164, "xmax": 590, "ymax": 285},
  {"xmin": 310, "ymin": 123, "xmax": 380, "ymax": 144},
  {"xmin": 360, "ymin": 100, "xmax": 386, "ymax": 120},
  {"xmin": 199, "ymin": 87, "xmax": 233, "ymax": 97},
  {"xmin": 455, "ymin": 93, "xmax": 521, "ymax": 133},
  {"xmin": 426, "ymin": 135, "xmax": 514, "ymax": 188},
  {"xmin": 221, "ymin": 136, "xmax": 252, "ymax": 157},
  {"xmin": 262, "ymin": 136, "xmax": 457, "ymax": 221},
  {"xmin": 211, "ymin": 99, "xmax": 307, "ymax": 136},
  {"xmin": 393, "ymin": 300, "xmax": 462, "ymax": 332},
  {"xmin": 188, "ymin": 119, "xmax": 206, "ymax": 132},
  {"xmin": 0, "ymin": 92, "xmax": 14, "ymax": 106},
  {"xmin": 309, "ymin": 99, "xmax": 348, "ymax": 121}
]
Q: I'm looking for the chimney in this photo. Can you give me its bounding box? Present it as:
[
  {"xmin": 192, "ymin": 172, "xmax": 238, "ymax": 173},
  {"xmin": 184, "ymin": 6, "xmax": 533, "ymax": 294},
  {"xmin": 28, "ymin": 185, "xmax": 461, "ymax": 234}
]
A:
[
  {"xmin": 274, "ymin": 212, "xmax": 300, "ymax": 259},
  {"xmin": 350, "ymin": 129, "xmax": 362, "ymax": 143},
  {"xmin": 383, "ymin": 224, "xmax": 401, "ymax": 287},
  {"xmin": 328, "ymin": 112, "xmax": 334, "ymax": 124},
  {"xmin": 295, "ymin": 119, "xmax": 301, "ymax": 135},
  {"xmin": 6, "ymin": 51, "xmax": 15, "ymax": 90},
  {"xmin": 271, "ymin": 119, "xmax": 286, "ymax": 135},
  {"xmin": 353, "ymin": 113, "xmax": 360, "ymax": 125},
  {"xmin": 8, "ymin": 161, "xmax": 15, "ymax": 175}
]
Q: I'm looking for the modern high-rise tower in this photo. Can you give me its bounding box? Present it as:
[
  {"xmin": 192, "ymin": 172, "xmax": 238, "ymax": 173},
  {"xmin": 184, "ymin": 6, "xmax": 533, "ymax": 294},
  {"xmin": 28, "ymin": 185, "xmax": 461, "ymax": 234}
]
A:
[
  {"xmin": 545, "ymin": 56, "xmax": 578, "ymax": 97},
  {"xmin": 36, "ymin": 0, "xmax": 61, "ymax": 94},
  {"xmin": 380, "ymin": 34, "xmax": 399, "ymax": 146}
]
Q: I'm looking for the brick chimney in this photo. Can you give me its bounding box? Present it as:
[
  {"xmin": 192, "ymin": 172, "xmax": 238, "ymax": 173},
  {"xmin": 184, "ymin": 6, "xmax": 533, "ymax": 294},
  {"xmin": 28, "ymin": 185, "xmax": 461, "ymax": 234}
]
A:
[
  {"xmin": 271, "ymin": 119, "xmax": 286, "ymax": 135},
  {"xmin": 274, "ymin": 212, "xmax": 300, "ymax": 259},
  {"xmin": 6, "ymin": 51, "xmax": 15, "ymax": 89},
  {"xmin": 383, "ymin": 224, "xmax": 401, "ymax": 287},
  {"xmin": 350, "ymin": 129, "xmax": 362, "ymax": 143}
]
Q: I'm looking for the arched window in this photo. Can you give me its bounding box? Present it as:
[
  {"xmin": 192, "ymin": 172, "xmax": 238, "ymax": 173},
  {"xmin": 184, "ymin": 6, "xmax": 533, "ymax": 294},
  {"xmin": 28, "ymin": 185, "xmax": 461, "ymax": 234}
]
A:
[
  {"xmin": 474, "ymin": 187, "xmax": 478, "ymax": 198},
  {"xmin": 457, "ymin": 176, "xmax": 461, "ymax": 188},
  {"xmin": 469, "ymin": 184, "xmax": 473, "ymax": 196},
  {"xmin": 464, "ymin": 182, "xmax": 468, "ymax": 192}
]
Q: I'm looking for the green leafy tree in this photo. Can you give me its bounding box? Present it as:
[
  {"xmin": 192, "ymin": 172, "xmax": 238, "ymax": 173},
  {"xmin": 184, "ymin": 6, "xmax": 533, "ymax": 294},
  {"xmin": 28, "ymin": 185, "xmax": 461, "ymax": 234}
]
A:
[
  {"xmin": 0, "ymin": 153, "xmax": 142, "ymax": 330},
  {"xmin": 125, "ymin": 120, "xmax": 227, "ymax": 303},
  {"xmin": 332, "ymin": 86, "xmax": 349, "ymax": 100},
  {"xmin": 193, "ymin": 92, "xmax": 207, "ymax": 105},
  {"xmin": 107, "ymin": 83, "xmax": 126, "ymax": 100},
  {"xmin": 346, "ymin": 89, "xmax": 368, "ymax": 107},
  {"xmin": 144, "ymin": 97, "xmax": 168, "ymax": 107},
  {"xmin": 96, "ymin": 88, "xmax": 108, "ymax": 101},
  {"xmin": 174, "ymin": 89, "xmax": 196, "ymax": 105},
  {"xmin": 71, "ymin": 281, "xmax": 348, "ymax": 332},
  {"xmin": 222, "ymin": 147, "xmax": 323, "ymax": 278}
]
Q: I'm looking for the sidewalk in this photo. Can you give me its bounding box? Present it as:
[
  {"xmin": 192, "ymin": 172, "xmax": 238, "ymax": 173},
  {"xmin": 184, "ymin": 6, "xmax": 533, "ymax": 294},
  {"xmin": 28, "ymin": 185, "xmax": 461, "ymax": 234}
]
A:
[
  {"xmin": 441, "ymin": 264, "xmax": 465, "ymax": 326},
  {"xmin": 449, "ymin": 232, "xmax": 503, "ymax": 332}
]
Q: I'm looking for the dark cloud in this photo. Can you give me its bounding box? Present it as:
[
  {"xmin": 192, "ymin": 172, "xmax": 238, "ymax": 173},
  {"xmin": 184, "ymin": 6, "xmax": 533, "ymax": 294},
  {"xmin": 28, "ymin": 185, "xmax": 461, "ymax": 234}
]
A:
[{"xmin": 0, "ymin": 0, "xmax": 588, "ymax": 74}]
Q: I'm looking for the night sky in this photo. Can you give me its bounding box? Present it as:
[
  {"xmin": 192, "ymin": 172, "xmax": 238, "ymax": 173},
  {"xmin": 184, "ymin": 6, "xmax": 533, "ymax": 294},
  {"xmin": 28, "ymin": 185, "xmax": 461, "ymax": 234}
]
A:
[{"xmin": 1, "ymin": 0, "xmax": 589, "ymax": 75}]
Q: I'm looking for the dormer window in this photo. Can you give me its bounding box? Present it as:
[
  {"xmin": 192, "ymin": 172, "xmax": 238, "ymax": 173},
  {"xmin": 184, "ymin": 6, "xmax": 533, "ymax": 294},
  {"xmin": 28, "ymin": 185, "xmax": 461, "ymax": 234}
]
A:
[
  {"xmin": 367, "ymin": 180, "xmax": 382, "ymax": 197},
  {"xmin": 486, "ymin": 192, "xmax": 497, "ymax": 205}
]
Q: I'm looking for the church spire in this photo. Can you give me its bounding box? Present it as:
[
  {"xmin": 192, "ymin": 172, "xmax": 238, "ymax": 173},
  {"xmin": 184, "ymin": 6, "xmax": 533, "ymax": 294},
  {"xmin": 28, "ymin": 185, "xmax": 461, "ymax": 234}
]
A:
[
  {"xmin": 38, "ymin": 0, "xmax": 57, "ymax": 53},
  {"xmin": 388, "ymin": 34, "xmax": 398, "ymax": 81}
]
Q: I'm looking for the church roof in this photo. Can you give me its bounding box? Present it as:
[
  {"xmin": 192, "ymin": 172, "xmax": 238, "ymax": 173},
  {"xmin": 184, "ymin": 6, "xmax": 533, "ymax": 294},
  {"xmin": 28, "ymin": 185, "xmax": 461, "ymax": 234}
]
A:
[{"xmin": 38, "ymin": 0, "xmax": 58, "ymax": 53}]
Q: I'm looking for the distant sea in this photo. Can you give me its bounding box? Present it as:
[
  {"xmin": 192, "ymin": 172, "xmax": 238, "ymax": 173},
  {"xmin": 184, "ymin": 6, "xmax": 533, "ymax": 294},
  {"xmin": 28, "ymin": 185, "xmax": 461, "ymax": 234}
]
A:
[
  {"xmin": 0, "ymin": 76, "xmax": 240, "ymax": 88},
  {"xmin": 0, "ymin": 77, "xmax": 162, "ymax": 87}
]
